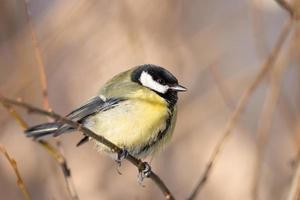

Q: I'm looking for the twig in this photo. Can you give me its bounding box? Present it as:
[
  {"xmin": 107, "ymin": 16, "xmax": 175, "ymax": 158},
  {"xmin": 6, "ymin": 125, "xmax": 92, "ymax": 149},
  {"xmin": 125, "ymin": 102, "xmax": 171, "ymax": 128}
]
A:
[
  {"xmin": 1, "ymin": 101, "xmax": 78, "ymax": 199},
  {"xmin": 1, "ymin": 103, "xmax": 28, "ymax": 129},
  {"xmin": 187, "ymin": 18, "xmax": 293, "ymax": 200},
  {"xmin": 274, "ymin": 0, "xmax": 295, "ymax": 18},
  {"xmin": 0, "ymin": 144, "xmax": 31, "ymax": 200},
  {"xmin": 0, "ymin": 96, "xmax": 175, "ymax": 200},
  {"xmin": 22, "ymin": 0, "xmax": 50, "ymax": 109},
  {"xmin": 277, "ymin": 94, "xmax": 299, "ymax": 146},
  {"xmin": 21, "ymin": 0, "xmax": 79, "ymax": 198},
  {"xmin": 1, "ymin": 96, "xmax": 77, "ymax": 199},
  {"xmin": 288, "ymin": 159, "xmax": 300, "ymax": 200},
  {"xmin": 251, "ymin": 58, "xmax": 289, "ymax": 200},
  {"xmin": 37, "ymin": 140, "xmax": 79, "ymax": 199},
  {"xmin": 287, "ymin": 11, "xmax": 300, "ymax": 199}
]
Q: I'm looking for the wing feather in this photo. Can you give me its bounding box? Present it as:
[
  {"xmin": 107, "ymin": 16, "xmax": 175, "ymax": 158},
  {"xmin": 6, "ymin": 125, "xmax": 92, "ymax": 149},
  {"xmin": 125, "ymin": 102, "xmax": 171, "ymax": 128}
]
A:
[{"xmin": 26, "ymin": 96, "xmax": 126, "ymax": 139}]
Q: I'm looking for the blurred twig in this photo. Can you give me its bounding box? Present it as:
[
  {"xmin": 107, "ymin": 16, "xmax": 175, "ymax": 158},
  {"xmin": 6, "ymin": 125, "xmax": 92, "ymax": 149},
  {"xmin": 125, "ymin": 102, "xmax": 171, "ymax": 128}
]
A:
[
  {"xmin": 0, "ymin": 96, "xmax": 175, "ymax": 200},
  {"xmin": 287, "ymin": 8, "xmax": 300, "ymax": 198},
  {"xmin": 288, "ymin": 159, "xmax": 300, "ymax": 200},
  {"xmin": 37, "ymin": 140, "xmax": 78, "ymax": 199},
  {"xmin": 1, "ymin": 101, "xmax": 78, "ymax": 199},
  {"xmin": 0, "ymin": 144, "xmax": 31, "ymax": 200},
  {"xmin": 21, "ymin": 0, "xmax": 79, "ymax": 199},
  {"xmin": 187, "ymin": 18, "xmax": 293, "ymax": 200},
  {"xmin": 22, "ymin": 0, "xmax": 50, "ymax": 109},
  {"xmin": 251, "ymin": 58, "xmax": 289, "ymax": 200},
  {"xmin": 1, "ymin": 103, "xmax": 29, "ymax": 129},
  {"xmin": 276, "ymin": 74, "xmax": 300, "ymax": 158},
  {"xmin": 275, "ymin": 0, "xmax": 295, "ymax": 18}
]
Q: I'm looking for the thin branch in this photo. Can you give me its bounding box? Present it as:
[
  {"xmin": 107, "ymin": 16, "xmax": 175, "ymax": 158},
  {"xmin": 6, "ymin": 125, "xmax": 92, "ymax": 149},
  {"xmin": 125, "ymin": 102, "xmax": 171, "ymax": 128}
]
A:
[
  {"xmin": 187, "ymin": 18, "xmax": 293, "ymax": 200},
  {"xmin": 275, "ymin": 0, "xmax": 295, "ymax": 18},
  {"xmin": 37, "ymin": 140, "xmax": 79, "ymax": 200},
  {"xmin": 21, "ymin": 0, "xmax": 79, "ymax": 198},
  {"xmin": 22, "ymin": 0, "xmax": 50, "ymax": 109},
  {"xmin": 0, "ymin": 144, "xmax": 31, "ymax": 200},
  {"xmin": 288, "ymin": 158, "xmax": 300, "ymax": 200},
  {"xmin": 1, "ymin": 103, "xmax": 29, "ymax": 129},
  {"xmin": 1, "ymin": 102, "xmax": 78, "ymax": 199},
  {"xmin": 277, "ymin": 94, "xmax": 299, "ymax": 146},
  {"xmin": 251, "ymin": 59, "xmax": 288, "ymax": 200},
  {"xmin": 287, "ymin": 19, "xmax": 300, "ymax": 200},
  {"xmin": 0, "ymin": 96, "xmax": 175, "ymax": 200}
]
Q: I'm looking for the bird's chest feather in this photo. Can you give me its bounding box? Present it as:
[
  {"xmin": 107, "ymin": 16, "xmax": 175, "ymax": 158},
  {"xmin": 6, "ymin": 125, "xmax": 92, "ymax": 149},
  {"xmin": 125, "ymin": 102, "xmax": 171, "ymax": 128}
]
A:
[{"xmin": 86, "ymin": 90, "xmax": 170, "ymax": 148}]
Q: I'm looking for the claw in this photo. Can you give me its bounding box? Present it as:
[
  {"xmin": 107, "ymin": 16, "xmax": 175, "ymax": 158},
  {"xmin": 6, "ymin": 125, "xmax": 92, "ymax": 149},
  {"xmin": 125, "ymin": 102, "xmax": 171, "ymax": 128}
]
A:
[
  {"xmin": 76, "ymin": 136, "xmax": 89, "ymax": 147},
  {"xmin": 114, "ymin": 149, "xmax": 128, "ymax": 175},
  {"xmin": 115, "ymin": 163, "xmax": 122, "ymax": 175},
  {"xmin": 137, "ymin": 162, "xmax": 151, "ymax": 186}
]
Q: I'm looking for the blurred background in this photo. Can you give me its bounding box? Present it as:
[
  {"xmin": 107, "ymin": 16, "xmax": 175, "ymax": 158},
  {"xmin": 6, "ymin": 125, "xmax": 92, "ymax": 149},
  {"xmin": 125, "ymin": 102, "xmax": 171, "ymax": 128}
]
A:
[{"xmin": 0, "ymin": 0, "xmax": 299, "ymax": 199}]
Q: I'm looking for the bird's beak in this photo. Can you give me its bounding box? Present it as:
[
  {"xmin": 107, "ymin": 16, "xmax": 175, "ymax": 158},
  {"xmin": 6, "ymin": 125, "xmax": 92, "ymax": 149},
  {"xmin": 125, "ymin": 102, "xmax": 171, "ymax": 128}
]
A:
[{"xmin": 170, "ymin": 84, "xmax": 187, "ymax": 92}]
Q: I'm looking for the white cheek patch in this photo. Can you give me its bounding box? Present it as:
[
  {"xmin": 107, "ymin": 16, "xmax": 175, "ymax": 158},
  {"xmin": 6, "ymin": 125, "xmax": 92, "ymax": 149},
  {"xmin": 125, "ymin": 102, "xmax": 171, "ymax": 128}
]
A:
[{"xmin": 139, "ymin": 71, "xmax": 169, "ymax": 94}]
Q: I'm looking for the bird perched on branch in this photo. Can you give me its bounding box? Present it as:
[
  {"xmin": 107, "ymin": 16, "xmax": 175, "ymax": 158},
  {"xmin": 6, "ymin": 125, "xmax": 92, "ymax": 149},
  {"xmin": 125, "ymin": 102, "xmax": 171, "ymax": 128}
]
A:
[{"xmin": 25, "ymin": 64, "xmax": 186, "ymax": 161}]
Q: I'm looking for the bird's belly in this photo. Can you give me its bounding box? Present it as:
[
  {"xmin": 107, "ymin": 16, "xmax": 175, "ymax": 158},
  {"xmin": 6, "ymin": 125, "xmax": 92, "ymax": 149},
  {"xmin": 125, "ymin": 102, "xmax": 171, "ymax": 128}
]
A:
[{"xmin": 85, "ymin": 100, "xmax": 169, "ymax": 155}]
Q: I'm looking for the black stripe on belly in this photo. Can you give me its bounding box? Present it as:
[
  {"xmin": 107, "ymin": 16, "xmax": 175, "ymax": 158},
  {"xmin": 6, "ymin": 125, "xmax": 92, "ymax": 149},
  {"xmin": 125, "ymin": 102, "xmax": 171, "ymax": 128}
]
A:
[{"xmin": 137, "ymin": 112, "xmax": 173, "ymax": 155}]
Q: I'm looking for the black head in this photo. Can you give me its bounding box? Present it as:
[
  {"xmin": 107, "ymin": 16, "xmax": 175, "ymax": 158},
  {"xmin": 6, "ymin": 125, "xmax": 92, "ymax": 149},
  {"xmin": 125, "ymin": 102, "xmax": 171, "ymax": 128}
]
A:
[{"xmin": 131, "ymin": 64, "xmax": 186, "ymax": 107}]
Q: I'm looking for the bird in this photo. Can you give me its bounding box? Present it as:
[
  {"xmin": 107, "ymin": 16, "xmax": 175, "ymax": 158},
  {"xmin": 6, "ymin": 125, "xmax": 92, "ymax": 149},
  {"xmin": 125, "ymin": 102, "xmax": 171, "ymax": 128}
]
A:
[{"xmin": 25, "ymin": 64, "xmax": 186, "ymax": 160}]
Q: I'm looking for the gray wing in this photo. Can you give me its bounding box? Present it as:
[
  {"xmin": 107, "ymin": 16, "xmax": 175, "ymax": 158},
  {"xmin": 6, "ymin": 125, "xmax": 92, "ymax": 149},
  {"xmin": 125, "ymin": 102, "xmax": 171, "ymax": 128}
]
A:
[
  {"xmin": 66, "ymin": 96, "xmax": 105, "ymax": 121},
  {"xmin": 67, "ymin": 96, "xmax": 125, "ymax": 122},
  {"xmin": 25, "ymin": 96, "xmax": 126, "ymax": 143},
  {"xmin": 60, "ymin": 96, "xmax": 125, "ymax": 133}
]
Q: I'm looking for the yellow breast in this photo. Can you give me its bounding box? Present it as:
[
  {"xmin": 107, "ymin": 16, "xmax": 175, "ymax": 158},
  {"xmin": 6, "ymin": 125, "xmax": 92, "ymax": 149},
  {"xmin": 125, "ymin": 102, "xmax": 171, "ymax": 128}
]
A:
[{"xmin": 86, "ymin": 89, "xmax": 170, "ymax": 155}]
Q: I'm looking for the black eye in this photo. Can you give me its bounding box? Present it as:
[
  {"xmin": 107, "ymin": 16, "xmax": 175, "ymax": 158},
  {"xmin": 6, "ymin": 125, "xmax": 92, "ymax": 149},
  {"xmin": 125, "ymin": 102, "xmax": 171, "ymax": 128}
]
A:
[{"xmin": 157, "ymin": 78, "xmax": 166, "ymax": 85}]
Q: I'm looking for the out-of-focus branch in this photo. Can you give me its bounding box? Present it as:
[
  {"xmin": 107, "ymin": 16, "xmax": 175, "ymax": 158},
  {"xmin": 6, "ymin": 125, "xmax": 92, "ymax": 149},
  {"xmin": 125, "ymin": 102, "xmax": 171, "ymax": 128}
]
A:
[
  {"xmin": 287, "ymin": 16, "xmax": 300, "ymax": 200},
  {"xmin": 0, "ymin": 145, "xmax": 31, "ymax": 200},
  {"xmin": 1, "ymin": 103, "xmax": 28, "ymax": 129},
  {"xmin": 275, "ymin": 0, "xmax": 295, "ymax": 18},
  {"xmin": 0, "ymin": 96, "xmax": 175, "ymax": 200},
  {"xmin": 37, "ymin": 140, "xmax": 79, "ymax": 199},
  {"xmin": 21, "ymin": 0, "xmax": 79, "ymax": 199},
  {"xmin": 251, "ymin": 59, "xmax": 289, "ymax": 200},
  {"xmin": 1, "ymin": 101, "xmax": 78, "ymax": 199},
  {"xmin": 288, "ymin": 158, "xmax": 300, "ymax": 200},
  {"xmin": 187, "ymin": 18, "xmax": 294, "ymax": 200},
  {"xmin": 22, "ymin": 0, "xmax": 50, "ymax": 109}
]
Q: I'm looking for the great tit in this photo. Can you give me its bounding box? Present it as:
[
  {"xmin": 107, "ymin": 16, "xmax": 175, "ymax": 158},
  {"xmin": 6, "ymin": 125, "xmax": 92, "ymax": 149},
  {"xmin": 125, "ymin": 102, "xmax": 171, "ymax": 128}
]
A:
[{"xmin": 25, "ymin": 64, "xmax": 186, "ymax": 158}]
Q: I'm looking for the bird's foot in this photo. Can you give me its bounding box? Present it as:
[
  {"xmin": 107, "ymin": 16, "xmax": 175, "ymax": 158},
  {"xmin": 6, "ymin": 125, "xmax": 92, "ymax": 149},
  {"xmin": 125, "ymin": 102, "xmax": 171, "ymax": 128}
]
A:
[
  {"xmin": 115, "ymin": 149, "xmax": 129, "ymax": 175},
  {"xmin": 137, "ymin": 162, "xmax": 151, "ymax": 186}
]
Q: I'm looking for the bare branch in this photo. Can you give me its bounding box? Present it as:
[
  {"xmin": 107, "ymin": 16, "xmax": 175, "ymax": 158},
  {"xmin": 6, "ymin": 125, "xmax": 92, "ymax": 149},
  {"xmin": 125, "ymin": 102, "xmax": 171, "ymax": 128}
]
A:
[
  {"xmin": 22, "ymin": 0, "xmax": 50, "ymax": 109},
  {"xmin": 1, "ymin": 97, "xmax": 79, "ymax": 199},
  {"xmin": 0, "ymin": 96, "xmax": 175, "ymax": 200},
  {"xmin": 251, "ymin": 59, "xmax": 289, "ymax": 200},
  {"xmin": 288, "ymin": 158, "xmax": 300, "ymax": 200},
  {"xmin": 0, "ymin": 145, "xmax": 31, "ymax": 200},
  {"xmin": 37, "ymin": 140, "xmax": 79, "ymax": 200},
  {"xmin": 1, "ymin": 103, "xmax": 29, "ymax": 129},
  {"xmin": 21, "ymin": 0, "xmax": 80, "ymax": 198},
  {"xmin": 187, "ymin": 18, "xmax": 294, "ymax": 200},
  {"xmin": 287, "ymin": 20, "xmax": 300, "ymax": 200},
  {"xmin": 274, "ymin": 0, "xmax": 295, "ymax": 18}
]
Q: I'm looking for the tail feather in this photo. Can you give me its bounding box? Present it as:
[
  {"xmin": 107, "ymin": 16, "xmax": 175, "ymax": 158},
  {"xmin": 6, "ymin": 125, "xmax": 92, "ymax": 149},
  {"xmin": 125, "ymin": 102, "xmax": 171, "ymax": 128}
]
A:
[{"xmin": 25, "ymin": 123, "xmax": 62, "ymax": 139}]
